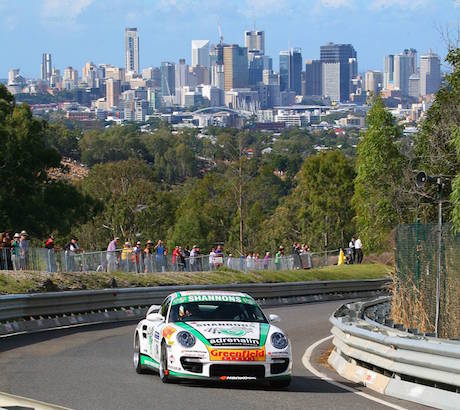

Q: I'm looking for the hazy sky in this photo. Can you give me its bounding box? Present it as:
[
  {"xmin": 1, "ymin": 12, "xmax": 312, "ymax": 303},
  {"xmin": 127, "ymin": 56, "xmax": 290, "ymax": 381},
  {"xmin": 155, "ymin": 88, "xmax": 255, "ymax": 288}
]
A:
[{"xmin": 1, "ymin": 0, "xmax": 459, "ymax": 78}]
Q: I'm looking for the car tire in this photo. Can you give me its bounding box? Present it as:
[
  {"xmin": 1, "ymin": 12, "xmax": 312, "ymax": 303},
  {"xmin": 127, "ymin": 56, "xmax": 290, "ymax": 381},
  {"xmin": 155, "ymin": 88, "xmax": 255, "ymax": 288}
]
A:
[
  {"xmin": 159, "ymin": 342, "xmax": 170, "ymax": 383},
  {"xmin": 269, "ymin": 377, "xmax": 291, "ymax": 389},
  {"xmin": 133, "ymin": 334, "xmax": 146, "ymax": 374}
]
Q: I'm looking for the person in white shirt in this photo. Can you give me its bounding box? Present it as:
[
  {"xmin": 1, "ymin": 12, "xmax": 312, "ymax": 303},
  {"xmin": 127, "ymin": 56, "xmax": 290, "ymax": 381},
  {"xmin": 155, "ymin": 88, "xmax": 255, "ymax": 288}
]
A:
[{"xmin": 354, "ymin": 236, "xmax": 363, "ymax": 264}]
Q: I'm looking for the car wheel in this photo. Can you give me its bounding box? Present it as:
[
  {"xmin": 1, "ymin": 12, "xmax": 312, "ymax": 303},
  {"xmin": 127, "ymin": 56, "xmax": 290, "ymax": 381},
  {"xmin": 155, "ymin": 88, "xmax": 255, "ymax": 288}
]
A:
[
  {"xmin": 269, "ymin": 377, "xmax": 291, "ymax": 389},
  {"xmin": 159, "ymin": 342, "xmax": 170, "ymax": 383},
  {"xmin": 134, "ymin": 334, "xmax": 146, "ymax": 374}
]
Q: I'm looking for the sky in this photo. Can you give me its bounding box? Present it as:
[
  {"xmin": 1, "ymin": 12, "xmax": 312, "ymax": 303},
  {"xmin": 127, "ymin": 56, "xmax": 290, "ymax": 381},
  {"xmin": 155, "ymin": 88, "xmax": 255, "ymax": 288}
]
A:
[{"xmin": 1, "ymin": 0, "xmax": 459, "ymax": 79}]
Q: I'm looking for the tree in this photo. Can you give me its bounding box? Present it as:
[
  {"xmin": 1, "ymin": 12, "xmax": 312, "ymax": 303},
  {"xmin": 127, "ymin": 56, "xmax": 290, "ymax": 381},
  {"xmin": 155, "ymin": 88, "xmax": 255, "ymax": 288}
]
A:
[
  {"xmin": 262, "ymin": 150, "xmax": 355, "ymax": 251},
  {"xmin": 0, "ymin": 85, "xmax": 94, "ymax": 238},
  {"xmin": 352, "ymin": 96, "xmax": 406, "ymax": 252}
]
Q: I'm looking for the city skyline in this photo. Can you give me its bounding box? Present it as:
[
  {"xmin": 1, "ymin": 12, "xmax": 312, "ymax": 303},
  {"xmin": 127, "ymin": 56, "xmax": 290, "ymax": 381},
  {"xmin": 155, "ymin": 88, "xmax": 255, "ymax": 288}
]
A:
[{"xmin": 1, "ymin": 0, "xmax": 458, "ymax": 78}]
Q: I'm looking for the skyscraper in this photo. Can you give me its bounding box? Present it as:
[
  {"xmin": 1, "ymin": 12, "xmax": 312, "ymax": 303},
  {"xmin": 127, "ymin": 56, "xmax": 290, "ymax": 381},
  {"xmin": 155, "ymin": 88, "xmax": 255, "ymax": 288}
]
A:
[
  {"xmin": 420, "ymin": 51, "xmax": 441, "ymax": 96},
  {"xmin": 383, "ymin": 55, "xmax": 394, "ymax": 89},
  {"xmin": 244, "ymin": 30, "xmax": 265, "ymax": 61},
  {"xmin": 160, "ymin": 62, "xmax": 175, "ymax": 97},
  {"xmin": 365, "ymin": 70, "xmax": 383, "ymax": 95},
  {"xmin": 106, "ymin": 78, "xmax": 120, "ymax": 108},
  {"xmin": 125, "ymin": 28, "xmax": 139, "ymax": 73},
  {"xmin": 320, "ymin": 42, "xmax": 357, "ymax": 102},
  {"xmin": 305, "ymin": 59, "xmax": 322, "ymax": 96},
  {"xmin": 41, "ymin": 53, "xmax": 52, "ymax": 82},
  {"xmin": 191, "ymin": 40, "xmax": 210, "ymax": 68},
  {"xmin": 223, "ymin": 45, "xmax": 248, "ymax": 91},
  {"xmin": 279, "ymin": 48, "xmax": 302, "ymax": 95}
]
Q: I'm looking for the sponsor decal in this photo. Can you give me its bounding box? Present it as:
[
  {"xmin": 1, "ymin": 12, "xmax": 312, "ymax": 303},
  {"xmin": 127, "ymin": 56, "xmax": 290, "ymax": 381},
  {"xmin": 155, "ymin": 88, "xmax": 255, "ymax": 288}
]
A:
[
  {"xmin": 209, "ymin": 337, "xmax": 259, "ymax": 347},
  {"xmin": 219, "ymin": 376, "xmax": 257, "ymax": 381},
  {"xmin": 154, "ymin": 331, "xmax": 160, "ymax": 340},
  {"xmin": 194, "ymin": 322, "xmax": 256, "ymax": 328},
  {"xmin": 163, "ymin": 326, "xmax": 177, "ymax": 346},
  {"xmin": 172, "ymin": 295, "xmax": 256, "ymax": 305},
  {"xmin": 208, "ymin": 347, "xmax": 266, "ymax": 362}
]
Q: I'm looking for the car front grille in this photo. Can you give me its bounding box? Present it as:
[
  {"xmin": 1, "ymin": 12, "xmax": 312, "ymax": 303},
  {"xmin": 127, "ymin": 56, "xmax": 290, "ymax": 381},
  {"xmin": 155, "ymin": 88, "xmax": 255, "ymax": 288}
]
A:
[
  {"xmin": 209, "ymin": 364, "xmax": 265, "ymax": 378},
  {"xmin": 180, "ymin": 357, "xmax": 203, "ymax": 374}
]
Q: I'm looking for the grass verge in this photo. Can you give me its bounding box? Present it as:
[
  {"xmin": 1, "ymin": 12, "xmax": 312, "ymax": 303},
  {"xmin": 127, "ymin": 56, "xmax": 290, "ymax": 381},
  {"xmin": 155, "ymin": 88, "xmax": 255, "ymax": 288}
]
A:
[{"xmin": 0, "ymin": 263, "xmax": 392, "ymax": 295}]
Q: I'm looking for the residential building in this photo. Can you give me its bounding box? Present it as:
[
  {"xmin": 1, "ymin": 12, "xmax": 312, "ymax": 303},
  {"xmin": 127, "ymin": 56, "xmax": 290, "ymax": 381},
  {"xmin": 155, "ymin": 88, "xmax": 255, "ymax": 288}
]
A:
[
  {"xmin": 420, "ymin": 51, "xmax": 440, "ymax": 96},
  {"xmin": 223, "ymin": 45, "xmax": 248, "ymax": 91},
  {"xmin": 279, "ymin": 48, "xmax": 302, "ymax": 95},
  {"xmin": 304, "ymin": 59, "xmax": 322, "ymax": 96},
  {"xmin": 125, "ymin": 28, "xmax": 139, "ymax": 73},
  {"xmin": 320, "ymin": 42, "xmax": 357, "ymax": 102},
  {"xmin": 191, "ymin": 40, "xmax": 210, "ymax": 68},
  {"xmin": 63, "ymin": 67, "xmax": 78, "ymax": 89}
]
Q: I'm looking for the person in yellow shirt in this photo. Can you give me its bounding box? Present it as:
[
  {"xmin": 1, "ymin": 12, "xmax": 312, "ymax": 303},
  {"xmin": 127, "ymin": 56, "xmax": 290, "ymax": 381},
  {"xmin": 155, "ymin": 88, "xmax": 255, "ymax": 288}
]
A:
[{"xmin": 121, "ymin": 242, "xmax": 132, "ymax": 272}]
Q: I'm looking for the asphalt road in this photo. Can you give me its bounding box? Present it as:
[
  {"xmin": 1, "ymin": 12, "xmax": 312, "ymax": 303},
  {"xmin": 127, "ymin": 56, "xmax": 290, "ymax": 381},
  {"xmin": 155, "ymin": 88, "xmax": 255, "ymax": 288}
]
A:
[{"xmin": 0, "ymin": 300, "xmax": 427, "ymax": 410}]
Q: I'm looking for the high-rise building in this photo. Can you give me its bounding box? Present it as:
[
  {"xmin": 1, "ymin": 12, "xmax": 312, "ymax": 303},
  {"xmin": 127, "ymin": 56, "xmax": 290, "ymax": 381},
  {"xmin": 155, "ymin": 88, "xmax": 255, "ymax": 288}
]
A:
[
  {"xmin": 8, "ymin": 69, "xmax": 19, "ymax": 85},
  {"xmin": 384, "ymin": 55, "xmax": 394, "ymax": 90},
  {"xmin": 191, "ymin": 40, "xmax": 210, "ymax": 68},
  {"xmin": 41, "ymin": 53, "xmax": 52, "ymax": 82},
  {"xmin": 305, "ymin": 59, "xmax": 322, "ymax": 96},
  {"xmin": 161, "ymin": 62, "xmax": 175, "ymax": 97},
  {"xmin": 63, "ymin": 66, "xmax": 78, "ymax": 89},
  {"xmin": 320, "ymin": 42, "xmax": 357, "ymax": 102},
  {"xmin": 106, "ymin": 78, "xmax": 120, "ymax": 108},
  {"xmin": 244, "ymin": 30, "xmax": 265, "ymax": 62},
  {"xmin": 249, "ymin": 55, "xmax": 272, "ymax": 87},
  {"xmin": 365, "ymin": 70, "xmax": 383, "ymax": 95},
  {"xmin": 211, "ymin": 64, "xmax": 225, "ymax": 90},
  {"xmin": 409, "ymin": 74, "xmax": 420, "ymax": 98},
  {"xmin": 420, "ymin": 51, "xmax": 440, "ymax": 96},
  {"xmin": 223, "ymin": 45, "xmax": 248, "ymax": 91},
  {"xmin": 279, "ymin": 48, "xmax": 302, "ymax": 95},
  {"xmin": 125, "ymin": 28, "xmax": 139, "ymax": 73}
]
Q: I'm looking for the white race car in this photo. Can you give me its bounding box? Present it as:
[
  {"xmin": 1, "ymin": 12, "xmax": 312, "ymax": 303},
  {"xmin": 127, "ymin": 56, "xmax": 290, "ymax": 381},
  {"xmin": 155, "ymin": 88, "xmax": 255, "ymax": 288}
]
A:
[{"xmin": 133, "ymin": 290, "xmax": 292, "ymax": 387}]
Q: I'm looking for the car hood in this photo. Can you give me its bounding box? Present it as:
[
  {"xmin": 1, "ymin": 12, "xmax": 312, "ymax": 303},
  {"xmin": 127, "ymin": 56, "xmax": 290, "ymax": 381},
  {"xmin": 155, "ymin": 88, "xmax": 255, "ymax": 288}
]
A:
[{"xmin": 178, "ymin": 321, "xmax": 269, "ymax": 347}]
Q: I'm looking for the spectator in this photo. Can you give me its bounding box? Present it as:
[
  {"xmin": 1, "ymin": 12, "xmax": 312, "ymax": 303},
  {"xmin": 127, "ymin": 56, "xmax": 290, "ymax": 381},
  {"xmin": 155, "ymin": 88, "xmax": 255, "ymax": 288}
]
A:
[
  {"xmin": 215, "ymin": 245, "xmax": 224, "ymax": 268},
  {"xmin": 263, "ymin": 251, "xmax": 270, "ymax": 270},
  {"xmin": 121, "ymin": 242, "xmax": 132, "ymax": 272},
  {"xmin": 132, "ymin": 241, "xmax": 142, "ymax": 273},
  {"xmin": 2, "ymin": 232, "xmax": 12, "ymax": 270},
  {"xmin": 300, "ymin": 244, "xmax": 312, "ymax": 269},
  {"xmin": 45, "ymin": 234, "xmax": 57, "ymax": 273},
  {"xmin": 11, "ymin": 233, "xmax": 21, "ymax": 271},
  {"xmin": 209, "ymin": 247, "xmax": 216, "ymax": 271},
  {"xmin": 107, "ymin": 237, "xmax": 119, "ymax": 272},
  {"xmin": 189, "ymin": 245, "xmax": 198, "ymax": 271},
  {"xmin": 254, "ymin": 253, "xmax": 260, "ymax": 270},
  {"xmin": 154, "ymin": 240, "xmax": 164, "ymax": 272},
  {"xmin": 144, "ymin": 240, "xmax": 154, "ymax": 272},
  {"xmin": 227, "ymin": 253, "xmax": 234, "ymax": 269},
  {"xmin": 348, "ymin": 237, "xmax": 356, "ymax": 264},
  {"xmin": 355, "ymin": 236, "xmax": 363, "ymax": 264},
  {"xmin": 172, "ymin": 246, "xmax": 179, "ymax": 271},
  {"xmin": 163, "ymin": 248, "xmax": 169, "ymax": 272},
  {"xmin": 19, "ymin": 230, "xmax": 29, "ymax": 270},
  {"xmin": 177, "ymin": 246, "xmax": 186, "ymax": 271},
  {"xmin": 183, "ymin": 246, "xmax": 191, "ymax": 271},
  {"xmin": 275, "ymin": 246, "xmax": 284, "ymax": 271},
  {"xmin": 65, "ymin": 237, "xmax": 80, "ymax": 272},
  {"xmin": 246, "ymin": 252, "xmax": 254, "ymax": 271},
  {"xmin": 195, "ymin": 247, "xmax": 202, "ymax": 271}
]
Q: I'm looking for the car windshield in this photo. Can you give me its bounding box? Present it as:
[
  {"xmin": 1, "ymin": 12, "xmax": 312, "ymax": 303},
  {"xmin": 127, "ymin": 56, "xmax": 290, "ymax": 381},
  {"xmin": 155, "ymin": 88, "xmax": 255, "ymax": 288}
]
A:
[{"xmin": 169, "ymin": 301, "xmax": 268, "ymax": 323}]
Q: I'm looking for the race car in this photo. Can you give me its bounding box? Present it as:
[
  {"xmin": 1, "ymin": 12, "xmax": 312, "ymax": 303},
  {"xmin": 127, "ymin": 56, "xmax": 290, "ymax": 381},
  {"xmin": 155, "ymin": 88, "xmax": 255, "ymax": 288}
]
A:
[{"xmin": 133, "ymin": 290, "xmax": 292, "ymax": 387}]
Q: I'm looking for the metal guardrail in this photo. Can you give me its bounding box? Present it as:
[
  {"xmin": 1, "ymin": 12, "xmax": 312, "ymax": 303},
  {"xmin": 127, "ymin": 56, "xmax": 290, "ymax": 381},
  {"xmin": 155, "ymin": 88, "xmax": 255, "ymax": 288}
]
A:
[
  {"xmin": 328, "ymin": 297, "xmax": 460, "ymax": 410},
  {"xmin": 0, "ymin": 279, "xmax": 390, "ymax": 336}
]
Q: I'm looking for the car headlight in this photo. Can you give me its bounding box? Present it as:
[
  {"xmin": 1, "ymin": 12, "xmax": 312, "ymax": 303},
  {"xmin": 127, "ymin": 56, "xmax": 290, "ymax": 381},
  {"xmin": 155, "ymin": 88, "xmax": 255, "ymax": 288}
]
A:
[
  {"xmin": 271, "ymin": 332, "xmax": 288, "ymax": 349},
  {"xmin": 177, "ymin": 331, "xmax": 196, "ymax": 348}
]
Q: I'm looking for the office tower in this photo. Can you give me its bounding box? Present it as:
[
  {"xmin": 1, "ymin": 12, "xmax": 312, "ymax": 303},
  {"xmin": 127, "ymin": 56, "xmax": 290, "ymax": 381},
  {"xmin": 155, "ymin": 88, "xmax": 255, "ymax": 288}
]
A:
[
  {"xmin": 62, "ymin": 67, "xmax": 78, "ymax": 89},
  {"xmin": 394, "ymin": 54, "xmax": 410, "ymax": 96},
  {"xmin": 106, "ymin": 78, "xmax": 120, "ymax": 108},
  {"xmin": 248, "ymin": 55, "xmax": 272, "ymax": 87},
  {"xmin": 175, "ymin": 59, "xmax": 188, "ymax": 89},
  {"xmin": 191, "ymin": 40, "xmax": 210, "ymax": 68},
  {"xmin": 161, "ymin": 62, "xmax": 175, "ymax": 96},
  {"xmin": 420, "ymin": 51, "xmax": 440, "ymax": 96},
  {"xmin": 244, "ymin": 30, "xmax": 265, "ymax": 54},
  {"xmin": 405, "ymin": 48, "xmax": 417, "ymax": 75},
  {"xmin": 125, "ymin": 28, "xmax": 139, "ymax": 73},
  {"xmin": 384, "ymin": 55, "xmax": 394, "ymax": 89},
  {"xmin": 305, "ymin": 59, "xmax": 322, "ymax": 96},
  {"xmin": 223, "ymin": 45, "xmax": 248, "ymax": 91},
  {"xmin": 365, "ymin": 70, "xmax": 383, "ymax": 95},
  {"xmin": 41, "ymin": 53, "xmax": 52, "ymax": 82},
  {"xmin": 8, "ymin": 69, "xmax": 19, "ymax": 85},
  {"xmin": 409, "ymin": 74, "xmax": 420, "ymax": 98},
  {"xmin": 104, "ymin": 66, "xmax": 126, "ymax": 82},
  {"xmin": 279, "ymin": 48, "xmax": 302, "ymax": 95},
  {"xmin": 320, "ymin": 42, "xmax": 357, "ymax": 102},
  {"xmin": 212, "ymin": 64, "xmax": 224, "ymax": 90}
]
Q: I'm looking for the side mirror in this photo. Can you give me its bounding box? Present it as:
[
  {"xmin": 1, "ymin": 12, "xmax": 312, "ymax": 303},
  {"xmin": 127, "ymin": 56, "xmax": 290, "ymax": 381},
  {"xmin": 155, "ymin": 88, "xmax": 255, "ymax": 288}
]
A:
[
  {"xmin": 146, "ymin": 312, "xmax": 164, "ymax": 322},
  {"xmin": 146, "ymin": 304, "xmax": 161, "ymax": 317},
  {"xmin": 269, "ymin": 314, "xmax": 281, "ymax": 323}
]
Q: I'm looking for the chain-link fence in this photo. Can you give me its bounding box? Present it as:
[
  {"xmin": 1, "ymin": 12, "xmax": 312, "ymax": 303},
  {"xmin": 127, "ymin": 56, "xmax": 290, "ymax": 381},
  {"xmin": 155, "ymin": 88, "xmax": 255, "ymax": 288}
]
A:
[
  {"xmin": 394, "ymin": 223, "xmax": 460, "ymax": 339},
  {"xmin": 0, "ymin": 247, "xmax": 340, "ymax": 274}
]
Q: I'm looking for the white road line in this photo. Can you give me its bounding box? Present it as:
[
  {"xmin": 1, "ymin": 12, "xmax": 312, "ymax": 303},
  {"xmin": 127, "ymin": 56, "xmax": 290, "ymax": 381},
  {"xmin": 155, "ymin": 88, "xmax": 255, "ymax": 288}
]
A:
[
  {"xmin": 0, "ymin": 391, "xmax": 71, "ymax": 410},
  {"xmin": 301, "ymin": 335, "xmax": 408, "ymax": 410}
]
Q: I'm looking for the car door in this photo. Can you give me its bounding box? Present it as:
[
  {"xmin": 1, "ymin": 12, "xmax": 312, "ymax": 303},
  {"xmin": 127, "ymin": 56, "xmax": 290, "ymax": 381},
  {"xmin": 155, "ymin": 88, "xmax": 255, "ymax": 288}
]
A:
[{"xmin": 151, "ymin": 296, "xmax": 171, "ymax": 362}]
